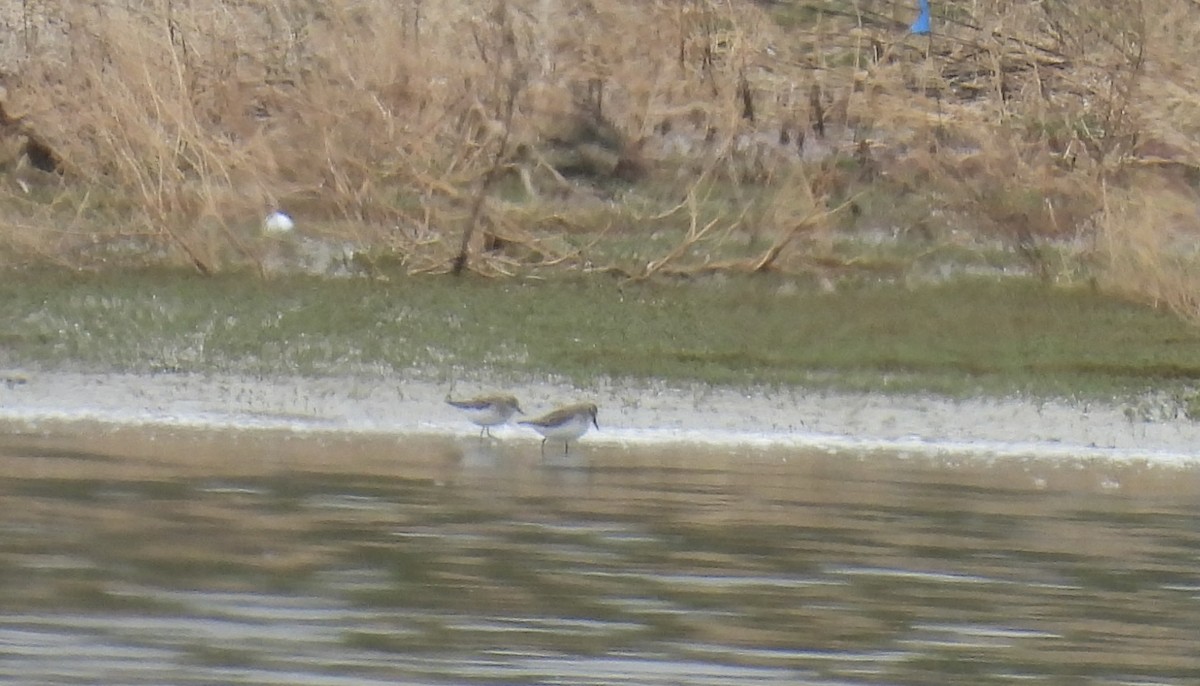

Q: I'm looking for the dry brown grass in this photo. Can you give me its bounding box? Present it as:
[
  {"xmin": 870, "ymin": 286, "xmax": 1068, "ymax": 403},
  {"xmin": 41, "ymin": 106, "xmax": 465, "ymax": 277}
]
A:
[{"xmin": 0, "ymin": 0, "xmax": 1197, "ymax": 313}]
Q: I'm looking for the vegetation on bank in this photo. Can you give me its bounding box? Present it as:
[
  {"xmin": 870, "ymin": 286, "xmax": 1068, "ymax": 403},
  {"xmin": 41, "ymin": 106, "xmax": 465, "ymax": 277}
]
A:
[
  {"xmin": 1, "ymin": 2, "xmax": 1199, "ymax": 413},
  {"xmin": 2, "ymin": 269, "xmax": 1199, "ymax": 419},
  {"xmin": 0, "ymin": 1, "xmax": 1196, "ymax": 319}
]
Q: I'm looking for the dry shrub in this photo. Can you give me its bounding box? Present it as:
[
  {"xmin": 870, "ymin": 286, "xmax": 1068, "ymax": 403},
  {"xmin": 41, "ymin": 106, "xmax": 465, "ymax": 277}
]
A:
[
  {"xmin": 0, "ymin": 0, "xmax": 795, "ymax": 273},
  {"xmin": 5, "ymin": 1, "xmax": 478, "ymax": 271},
  {"xmin": 916, "ymin": 134, "xmax": 1099, "ymax": 276},
  {"xmin": 0, "ymin": 0, "xmax": 1193, "ymax": 306},
  {"xmin": 1095, "ymin": 183, "xmax": 1200, "ymax": 323}
]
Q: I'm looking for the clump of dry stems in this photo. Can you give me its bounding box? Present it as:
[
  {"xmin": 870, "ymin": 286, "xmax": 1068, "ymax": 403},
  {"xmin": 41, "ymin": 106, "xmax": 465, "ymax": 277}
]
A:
[{"xmin": 0, "ymin": 0, "xmax": 1197, "ymax": 319}]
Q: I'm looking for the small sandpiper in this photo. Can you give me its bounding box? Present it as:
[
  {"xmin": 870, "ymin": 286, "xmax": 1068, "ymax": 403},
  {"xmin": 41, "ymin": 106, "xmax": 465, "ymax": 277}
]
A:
[
  {"xmin": 446, "ymin": 394, "xmax": 523, "ymax": 438},
  {"xmin": 520, "ymin": 403, "xmax": 599, "ymax": 455}
]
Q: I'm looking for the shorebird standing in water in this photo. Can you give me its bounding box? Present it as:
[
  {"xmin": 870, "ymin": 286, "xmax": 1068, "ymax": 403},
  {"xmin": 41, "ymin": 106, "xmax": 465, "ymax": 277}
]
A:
[
  {"xmin": 446, "ymin": 394, "xmax": 523, "ymax": 439},
  {"xmin": 520, "ymin": 403, "xmax": 599, "ymax": 455}
]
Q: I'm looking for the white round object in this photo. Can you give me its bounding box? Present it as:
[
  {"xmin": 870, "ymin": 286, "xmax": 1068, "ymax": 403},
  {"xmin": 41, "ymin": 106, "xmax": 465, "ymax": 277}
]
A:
[{"xmin": 263, "ymin": 210, "xmax": 295, "ymax": 234}]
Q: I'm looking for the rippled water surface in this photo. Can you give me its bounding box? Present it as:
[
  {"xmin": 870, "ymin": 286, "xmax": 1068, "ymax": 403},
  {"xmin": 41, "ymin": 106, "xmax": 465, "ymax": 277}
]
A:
[{"xmin": 2, "ymin": 426, "xmax": 1199, "ymax": 685}]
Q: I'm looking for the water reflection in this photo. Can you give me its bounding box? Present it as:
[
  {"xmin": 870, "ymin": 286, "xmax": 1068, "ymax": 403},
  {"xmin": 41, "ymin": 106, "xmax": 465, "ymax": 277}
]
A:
[{"xmin": 1, "ymin": 426, "xmax": 1199, "ymax": 685}]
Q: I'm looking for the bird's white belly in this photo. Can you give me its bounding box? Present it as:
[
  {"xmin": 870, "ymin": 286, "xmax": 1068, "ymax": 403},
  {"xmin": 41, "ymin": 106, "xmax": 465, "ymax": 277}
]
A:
[
  {"xmin": 462, "ymin": 405, "xmax": 509, "ymax": 427},
  {"xmin": 536, "ymin": 415, "xmax": 591, "ymax": 440}
]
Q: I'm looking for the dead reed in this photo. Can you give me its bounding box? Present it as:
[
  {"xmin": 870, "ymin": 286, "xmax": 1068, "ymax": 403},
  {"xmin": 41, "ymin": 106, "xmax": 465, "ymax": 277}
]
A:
[{"xmin": 0, "ymin": 0, "xmax": 1196, "ymax": 318}]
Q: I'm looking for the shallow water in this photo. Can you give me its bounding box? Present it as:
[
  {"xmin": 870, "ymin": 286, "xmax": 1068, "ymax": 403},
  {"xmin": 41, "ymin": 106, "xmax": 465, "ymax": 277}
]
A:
[{"xmin": 1, "ymin": 426, "xmax": 1199, "ymax": 685}]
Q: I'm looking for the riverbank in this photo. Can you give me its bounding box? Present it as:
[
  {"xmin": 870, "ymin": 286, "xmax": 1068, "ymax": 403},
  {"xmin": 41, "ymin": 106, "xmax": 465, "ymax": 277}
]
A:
[
  {"xmin": 3, "ymin": 370, "xmax": 1199, "ymax": 464},
  {"xmin": 2, "ymin": 268, "xmax": 1200, "ymax": 463},
  {"xmin": 4, "ymin": 269, "xmax": 1200, "ymax": 399}
]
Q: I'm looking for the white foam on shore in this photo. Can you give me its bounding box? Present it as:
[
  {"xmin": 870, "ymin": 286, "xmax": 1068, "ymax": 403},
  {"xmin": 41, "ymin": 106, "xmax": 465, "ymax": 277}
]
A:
[{"xmin": 2, "ymin": 371, "xmax": 1199, "ymax": 466}]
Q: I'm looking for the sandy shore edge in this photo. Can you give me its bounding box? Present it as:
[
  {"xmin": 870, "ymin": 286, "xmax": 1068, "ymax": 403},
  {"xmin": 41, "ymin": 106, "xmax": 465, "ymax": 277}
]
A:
[{"xmin": 1, "ymin": 371, "xmax": 1198, "ymax": 464}]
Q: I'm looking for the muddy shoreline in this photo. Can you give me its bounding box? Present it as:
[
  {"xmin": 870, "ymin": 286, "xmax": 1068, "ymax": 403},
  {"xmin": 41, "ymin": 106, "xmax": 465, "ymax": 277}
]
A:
[{"xmin": 1, "ymin": 370, "xmax": 1198, "ymax": 464}]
